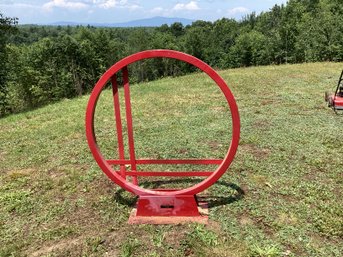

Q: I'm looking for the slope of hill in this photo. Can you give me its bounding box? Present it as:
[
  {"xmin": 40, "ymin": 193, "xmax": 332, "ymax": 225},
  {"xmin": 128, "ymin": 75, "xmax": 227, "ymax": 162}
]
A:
[
  {"xmin": 0, "ymin": 63, "xmax": 342, "ymax": 256},
  {"xmin": 48, "ymin": 16, "xmax": 194, "ymax": 27}
]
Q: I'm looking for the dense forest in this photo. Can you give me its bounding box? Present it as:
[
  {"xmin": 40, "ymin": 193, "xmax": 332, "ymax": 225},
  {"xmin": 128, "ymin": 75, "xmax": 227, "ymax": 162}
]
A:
[{"xmin": 0, "ymin": 0, "xmax": 342, "ymax": 116}]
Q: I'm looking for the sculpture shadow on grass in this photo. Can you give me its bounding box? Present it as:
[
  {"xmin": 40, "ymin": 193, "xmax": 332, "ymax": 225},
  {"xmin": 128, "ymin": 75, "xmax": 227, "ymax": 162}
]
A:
[{"xmin": 113, "ymin": 178, "xmax": 245, "ymax": 209}]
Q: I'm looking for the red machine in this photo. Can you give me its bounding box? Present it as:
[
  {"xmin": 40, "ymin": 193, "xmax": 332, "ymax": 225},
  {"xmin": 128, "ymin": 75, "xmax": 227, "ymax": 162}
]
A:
[
  {"xmin": 85, "ymin": 50, "xmax": 240, "ymax": 224},
  {"xmin": 325, "ymin": 69, "xmax": 343, "ymax": 113}
]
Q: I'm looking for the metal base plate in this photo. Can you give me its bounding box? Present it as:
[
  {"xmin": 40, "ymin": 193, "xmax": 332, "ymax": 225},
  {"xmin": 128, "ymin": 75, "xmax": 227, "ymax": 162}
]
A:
[{"xmin": 128, "ymin": 195, "xmax": 208, "ymax": 224}]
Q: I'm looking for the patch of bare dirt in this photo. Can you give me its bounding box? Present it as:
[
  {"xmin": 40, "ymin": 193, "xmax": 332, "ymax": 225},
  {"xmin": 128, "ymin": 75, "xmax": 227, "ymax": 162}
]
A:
[
  {"xmin": 208, "ymin": 220, "xmax": 222, "ymax": 234},
  {"xmin": 164, "ymin": 226, "xmax": 188, "ymax": 248},
  {"xmin": 261, "ymin": 99, "xmax": 275, "ymax": 106},
  {"xmin": 240, "ymin": 144, "xmax": 271, "ymax": 159},
  {"xmin": 0, "ymin": 150, "xmax": 6, "ymax": 162},
  {"xmin": 276, "ymin": 212, "xmax": 298, "ymax": 226},
  {"xmin": 6, "ymin": 168, "xmax": 35, "ymax": 176},
  {"xmin": 254, "ymin": 216, "xmax": 275, "ymax": 236},
  {"xmin": 252, "ymin": 119, "xmax": 270, "ymax": 129},
  {"xmin": 275, "ymin": 192, "xmax": 297, "ymax": 203},
  {"xmin": 28, "ymin": 237, "xmax": 82, "ymax": 257},
  {"xmin": 178, "ymin": 148, "xmax": 189, "ymax": 154},
  {"xmin": 3, "ymin": 168, "xmax": 37, "ymax": 180},
  {"xmin": 207, "ymin": 141, "xmax": 223, "ymax": 150},
  {"xmin": 211, "ymin": 106, "xmax": 227, "ymax": 112},
  {"xmin": 239, "ymin": 215, "xmax": 254, "ymax": 226}
]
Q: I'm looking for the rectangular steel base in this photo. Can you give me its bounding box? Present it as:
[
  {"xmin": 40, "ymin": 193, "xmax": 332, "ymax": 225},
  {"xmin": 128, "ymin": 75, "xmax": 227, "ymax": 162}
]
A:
[{"xmin": 128, "ymin": 195, "xmax": 208, "ymax": 225}]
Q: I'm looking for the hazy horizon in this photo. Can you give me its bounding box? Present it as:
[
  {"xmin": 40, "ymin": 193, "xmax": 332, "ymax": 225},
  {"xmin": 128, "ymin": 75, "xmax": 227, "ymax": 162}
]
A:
[{"xmin": 1, "ymin": 0, "xmax": 288, "ymax": 25}]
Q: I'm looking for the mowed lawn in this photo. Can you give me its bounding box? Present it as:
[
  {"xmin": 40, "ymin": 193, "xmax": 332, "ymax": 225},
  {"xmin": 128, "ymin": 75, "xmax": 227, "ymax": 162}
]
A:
[{"xmin": 0, "ymin": 62, "xmax": 342, "ymax": 256}]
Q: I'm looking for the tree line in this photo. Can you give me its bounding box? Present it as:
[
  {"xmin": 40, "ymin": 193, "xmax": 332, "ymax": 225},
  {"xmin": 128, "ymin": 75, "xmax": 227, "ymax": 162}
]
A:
[{"xmin": 0, "ymin": 0, "xmax": 342, "ymax": 116}]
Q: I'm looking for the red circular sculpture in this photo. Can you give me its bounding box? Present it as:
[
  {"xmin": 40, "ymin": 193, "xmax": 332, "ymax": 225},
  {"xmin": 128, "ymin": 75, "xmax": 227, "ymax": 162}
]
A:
[{"xmin": 85, "ymin": 50, "xmax": 240, "ymax": 200}]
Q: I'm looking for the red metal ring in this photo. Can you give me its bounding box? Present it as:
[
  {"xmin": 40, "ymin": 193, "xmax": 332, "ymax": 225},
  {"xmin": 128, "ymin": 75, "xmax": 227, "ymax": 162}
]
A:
[{"xmin": 86, "ymin": 49, "xmax": 240, "ymax": 196}]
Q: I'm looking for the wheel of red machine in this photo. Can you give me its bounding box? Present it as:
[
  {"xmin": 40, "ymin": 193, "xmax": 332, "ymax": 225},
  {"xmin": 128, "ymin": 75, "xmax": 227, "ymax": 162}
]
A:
[{"xmin": 85, "ymin": 49, "xmax": 240, "ymax": 196}]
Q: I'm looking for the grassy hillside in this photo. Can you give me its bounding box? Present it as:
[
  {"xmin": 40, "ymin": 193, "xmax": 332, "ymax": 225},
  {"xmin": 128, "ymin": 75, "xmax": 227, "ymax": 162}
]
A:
[{"xmin": 0, "ymin": 62, "xmax": 342, "ymax": 256}]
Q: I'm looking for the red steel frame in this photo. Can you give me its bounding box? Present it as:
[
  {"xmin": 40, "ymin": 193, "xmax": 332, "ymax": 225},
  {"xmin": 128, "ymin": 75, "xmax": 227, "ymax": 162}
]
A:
[
  {"xmin": 327, "ymin": 69, "xmax": 343, "ymax": 112},
  {"xmin": 85, "ymin": 50, "xmax": 240, "ymax": 223}
]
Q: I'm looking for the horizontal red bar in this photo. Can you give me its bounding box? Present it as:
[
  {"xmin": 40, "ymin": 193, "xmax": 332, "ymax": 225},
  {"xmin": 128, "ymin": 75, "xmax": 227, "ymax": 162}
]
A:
[
  {"xmin": 114, "ymin": 171, "xmax": 213, "ymax": 177},
  {"xmin": 107, "ymin": 159, "xmax": 222, "ymax": 165}
]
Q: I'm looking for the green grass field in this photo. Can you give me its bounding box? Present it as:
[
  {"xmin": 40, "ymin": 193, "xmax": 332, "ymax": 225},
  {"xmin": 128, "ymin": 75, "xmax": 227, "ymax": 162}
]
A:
[{"xmin": 0, "ymin": 62, "xmax": 342, "ymax": 257}]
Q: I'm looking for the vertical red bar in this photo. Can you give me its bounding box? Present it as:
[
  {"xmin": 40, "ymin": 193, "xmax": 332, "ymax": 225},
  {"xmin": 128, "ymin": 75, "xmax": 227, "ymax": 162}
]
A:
[
  {"xmin": 111, "ymin": 74, "xmax": 126, "ymax": 179},
  {"xmin": 122, "ymin": 66, "xmax": 138, "ymax": 185}
]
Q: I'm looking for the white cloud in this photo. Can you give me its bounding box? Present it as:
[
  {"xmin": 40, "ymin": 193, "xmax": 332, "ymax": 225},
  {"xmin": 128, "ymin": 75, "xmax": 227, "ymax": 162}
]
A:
[
  {"xmin": 0, "ymin": 0, "xmax": 14, "ymax": 4},
  {"xmin": 43, "ymin": 0, "xmax": 88, "ymax": 11},
  {"xmin": 94, "ymin": 0, "xmax": 140, "ymax": 10},
  {"xmin": 127, "ymin": 4, "xmax": 141, "ymax": 11},
  {"xmin": 227, "ymin": 7, "xmax": 250, "ymax": 16},
  {"xmin": 98, "ymin": 0, "xmax": 116, "ymax": 9},
  {"xmin": 151, "ymin": 7, "xmax": 163, "ymax": 14},
  {"xmin": 173, "ymin": 1, "xmax": 200, "ymax": 11},
  {"xmin": 0, "ymin": 3, "xmax": 40, "ymax": 9}
]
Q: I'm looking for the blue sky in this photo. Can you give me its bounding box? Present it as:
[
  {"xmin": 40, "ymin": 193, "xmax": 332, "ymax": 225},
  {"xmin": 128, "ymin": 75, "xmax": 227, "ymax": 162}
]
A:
[{"xmin": 1, "ymin": 0, "xmax": 288, "ymax": 24}]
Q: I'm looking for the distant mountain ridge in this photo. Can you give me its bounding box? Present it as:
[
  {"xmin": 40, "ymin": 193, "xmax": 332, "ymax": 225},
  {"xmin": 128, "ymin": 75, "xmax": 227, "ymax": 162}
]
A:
[{"xmin": 48, "ymin": 16, "xmax": 194, "ymax": 27}]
